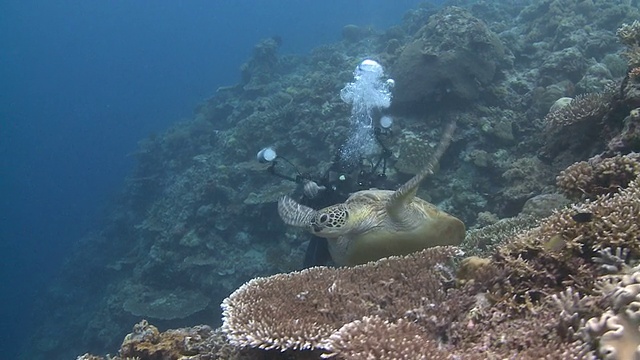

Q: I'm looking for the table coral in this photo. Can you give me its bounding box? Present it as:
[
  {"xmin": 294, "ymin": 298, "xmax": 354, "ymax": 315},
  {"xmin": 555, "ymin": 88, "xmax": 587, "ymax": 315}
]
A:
[
  {"xmin": 321, "ymin": 316, "xmax": 444, "ymax": 360},
  {"xmin": 221, "ymin": 247, "xmax": 455, "ymax": 352}
]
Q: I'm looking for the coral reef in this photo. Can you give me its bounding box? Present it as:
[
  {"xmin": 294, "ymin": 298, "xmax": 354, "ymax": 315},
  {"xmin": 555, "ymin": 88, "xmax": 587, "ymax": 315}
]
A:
[
  {"xmin": 322, "ymin": 316, "xmax": 441, "ymax": 359},
  {"xmin": 394, "ymin": 130, "xmax": 439, "ymax": 175},
  {"xmin": 77, "ymin": 169, "xmax": 640, "ymax": 359},
  {"xmin": 219, "ymin": 173, "xmax": 640, "ymax": 358},
  {"xmin": 29, "ymin": 1, "xmax": 640, "ymax": 359}
]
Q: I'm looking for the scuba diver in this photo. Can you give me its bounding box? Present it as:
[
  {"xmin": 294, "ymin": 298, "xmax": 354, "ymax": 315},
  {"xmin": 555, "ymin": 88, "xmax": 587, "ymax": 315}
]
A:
[{"xmin": 258, "ymin": 116, "xmax": 395, "ymax": 267}]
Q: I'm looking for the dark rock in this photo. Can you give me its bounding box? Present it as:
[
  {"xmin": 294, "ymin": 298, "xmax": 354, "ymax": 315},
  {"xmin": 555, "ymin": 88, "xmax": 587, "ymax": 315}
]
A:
[{"xmin": 391, "ymin": 7, "xmax": 506, "ymax": 110}]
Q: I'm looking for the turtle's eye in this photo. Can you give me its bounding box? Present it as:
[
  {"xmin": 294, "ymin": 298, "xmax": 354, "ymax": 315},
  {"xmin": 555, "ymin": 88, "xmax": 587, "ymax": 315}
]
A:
[{"xmin": 319, "ymin": 214, "xmax": 329, "ymax": 224}]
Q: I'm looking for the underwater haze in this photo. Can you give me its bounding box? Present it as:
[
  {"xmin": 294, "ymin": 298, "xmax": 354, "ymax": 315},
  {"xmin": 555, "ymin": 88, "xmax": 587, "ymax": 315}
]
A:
[{"xmin": 0, "ymin": 0, "xmax": 430, "ymax": 357}]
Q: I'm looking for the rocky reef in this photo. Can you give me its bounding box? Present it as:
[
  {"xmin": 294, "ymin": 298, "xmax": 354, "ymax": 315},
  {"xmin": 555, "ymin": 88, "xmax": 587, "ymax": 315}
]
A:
[
  {"xmin": 27, "ymin": 0, "xmax": 640, "ymax": 359},
  {"xmin": 80, "ymin": 153, "xmax": 640, "ymax": 358}
]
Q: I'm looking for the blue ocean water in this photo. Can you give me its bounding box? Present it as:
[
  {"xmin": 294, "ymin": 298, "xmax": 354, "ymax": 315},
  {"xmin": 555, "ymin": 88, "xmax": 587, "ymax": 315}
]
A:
[{"xmin": 0, "ymin": 0, "xmax": 434, "ymax": 357}]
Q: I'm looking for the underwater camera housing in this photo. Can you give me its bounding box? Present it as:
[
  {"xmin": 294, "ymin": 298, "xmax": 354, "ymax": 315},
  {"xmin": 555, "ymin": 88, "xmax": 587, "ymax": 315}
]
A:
[
  {"xmin": 257, "ymin": 147, "xmax": 277, "ymax": 163},
  {"xmin": 257, "ymin": 146, "xmax": 306, "ymax": 183}
]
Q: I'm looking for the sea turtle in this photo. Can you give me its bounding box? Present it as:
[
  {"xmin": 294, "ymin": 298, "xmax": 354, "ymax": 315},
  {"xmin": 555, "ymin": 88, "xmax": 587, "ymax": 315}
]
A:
[{"xmin": 278, "ymin": 123, "xmax": 465, "ymax": 266}]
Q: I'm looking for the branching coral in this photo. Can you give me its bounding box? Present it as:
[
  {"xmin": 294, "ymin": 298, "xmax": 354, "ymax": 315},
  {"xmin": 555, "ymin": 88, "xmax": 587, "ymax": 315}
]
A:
[
  {"xmin": 461, "ymin": 215, "xmax": 538, "ymax": 257},
  {"xmin": 592, "ymin": 247, "xmax": 634, "ymax": 275},
  {"xmin": 582, "ymin": 271, "xmax": 640, "ymax": 359},
  {"xmin": 541, "ymin": 90, "xmax": 614, "ymax": 157},
  {"xmin": 220, "ymin": 243, "xmax": 590, "ymax": 359},
  {"xmin": 617, "ymin": 21, "xmax": 640, "ymax": 48},
  {"xmin": 550, "ymin": 287, "xmax": 595, "ymax": 341},
  {"xmin": 215, "ymin": 171, "xmax": 638, "ymax": 357},
  {"xmin": 617, "ymin": 21, "xmax": 640, "ymax": 68},
  {"xmin": 479, "ymin": 173, "xmax": 640, "ymax": 325},
  {"xmin": 556, "ymin": 153, "xmax": 640, "ymax": 199},
  {"xmin": 543, "ymin": 93, "xmax": 609, "ymax": 134}
]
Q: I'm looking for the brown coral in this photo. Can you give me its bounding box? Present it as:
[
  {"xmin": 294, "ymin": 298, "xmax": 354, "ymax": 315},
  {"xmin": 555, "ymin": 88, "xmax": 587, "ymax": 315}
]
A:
[
  {"xmin": 541, "ymin": 91, "xmax": 613, "ymax": 157},
  {"xmin": 221, "ymin": 247, "xmax": 456, "ymax": 352},
  {"xmin": 219, "ymin": 241, "xmax": 596, "ymax": 358},
  {"xmin": 617, "ymin": 21, "xmax": 640, "ymax": 48},
  {"xmin": 556, "ymin": 153, "xmax": 640, "ymax": 199},
  {"xmin": 543, "ymin": 93, "xmax": 609, "ymax": 133},
  {"xmin": 321, "ymin": 316, "xmax": 445, "ymax": 360},
  {"xmin": 394, "ymin": 130, "xmax": 439, "ymax": 175},
  {"xmin": 119, "ymin": 320, "xmax": 213, "ymax": 359},
  {"xmin": 496, "ymin": 174, "xmax": 640, "ymax": 302}
]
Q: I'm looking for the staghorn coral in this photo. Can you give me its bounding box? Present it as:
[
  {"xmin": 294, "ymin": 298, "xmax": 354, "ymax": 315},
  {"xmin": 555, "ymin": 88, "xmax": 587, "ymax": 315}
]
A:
[
  {"xmin": 592, "ymin": 247, "xmax": 634, "ymax": 275},
  {"xmin": 550, "ymin": 287, "xmax": 595, "ymax": 341},
  {"xmin": 556, "ymin": 153, "xmax": 640, "ymax": 199}
]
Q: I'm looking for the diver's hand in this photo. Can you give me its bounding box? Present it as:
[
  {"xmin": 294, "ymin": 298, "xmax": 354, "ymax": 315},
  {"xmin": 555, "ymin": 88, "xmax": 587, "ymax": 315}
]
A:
[{"xmin": 303, "ymin": 180, "xmax": 326, "ymax": 198}]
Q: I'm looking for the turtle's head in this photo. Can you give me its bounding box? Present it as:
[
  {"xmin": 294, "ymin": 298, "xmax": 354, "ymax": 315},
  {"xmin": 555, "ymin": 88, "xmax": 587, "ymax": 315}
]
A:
[
  {"xmin": 309, "ymin": 204, "xmax": 350, "ymax": 237},
  {"xmin": 278, "ymin": 196, "xmax": 350, "ymax": 238}
]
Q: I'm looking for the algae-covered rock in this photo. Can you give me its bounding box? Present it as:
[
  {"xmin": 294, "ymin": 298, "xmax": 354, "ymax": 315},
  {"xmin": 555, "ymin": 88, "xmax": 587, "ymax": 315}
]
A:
[{"xmin": 392, "ymin": 7, "xmax": 507, "ymax": 109}]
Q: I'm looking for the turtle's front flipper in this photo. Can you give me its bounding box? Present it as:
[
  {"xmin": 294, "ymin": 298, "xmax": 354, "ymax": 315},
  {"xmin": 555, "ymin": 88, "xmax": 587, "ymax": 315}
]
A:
[
  {"xmin": 386, "ymin": 120, "xmax": 456, "ymax": 219},
  {"xmin": 278, "ymin": 196, "xmax": 317, "ymax": 228}
]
